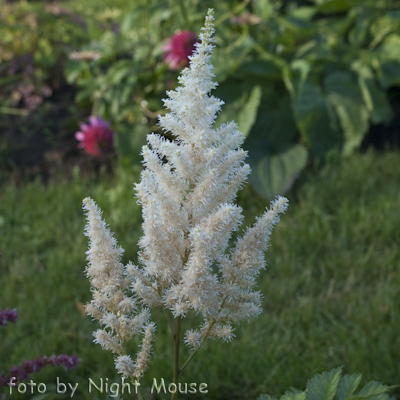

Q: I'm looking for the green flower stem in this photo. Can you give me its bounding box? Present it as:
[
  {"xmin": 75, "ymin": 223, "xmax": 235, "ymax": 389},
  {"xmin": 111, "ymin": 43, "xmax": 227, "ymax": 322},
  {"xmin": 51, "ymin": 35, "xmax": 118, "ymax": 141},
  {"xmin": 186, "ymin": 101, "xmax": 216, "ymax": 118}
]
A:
[
  {"xmin": 179, "ymin": 319, "xmax": 215, "ymax": 374},
  {"xmin": 163, "ymin": 306, "xmax": 176, "ymax": 335},
  {"xmin": 171, "ymin": 316, "xmax": 183, "ymax": 400},
  {"xmin": 136, "ymin": 385, "xmax": 144, "ymax": 400},
  {"xmin": 179, "ymin": 346, "xmax": 199, "ymax": 375}
]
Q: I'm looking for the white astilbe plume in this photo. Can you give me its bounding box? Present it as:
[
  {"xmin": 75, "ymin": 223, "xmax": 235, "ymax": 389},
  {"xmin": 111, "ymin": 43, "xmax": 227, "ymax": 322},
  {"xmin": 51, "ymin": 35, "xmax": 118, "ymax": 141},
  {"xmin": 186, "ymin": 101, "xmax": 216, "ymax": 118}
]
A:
[
  {"xmin": 83, "ymin": 197, "xmax": 153, "ymax": 381},
  {"xmin": 82, "ymin": 8, "xmax": 288, "ymax": 382},
  {"xmin": 133, "ymin": 322, "xmax": 156, "ymax": 379}
]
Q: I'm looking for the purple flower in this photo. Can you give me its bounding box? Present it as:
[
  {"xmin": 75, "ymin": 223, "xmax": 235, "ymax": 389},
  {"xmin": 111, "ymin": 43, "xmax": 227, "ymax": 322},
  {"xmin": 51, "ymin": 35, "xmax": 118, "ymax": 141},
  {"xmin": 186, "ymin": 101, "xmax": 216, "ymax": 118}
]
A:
[
  {"xmin": 0, "ymin": 355, "xmax": 81, "ymax": 389},
  {"xmin": 162, "ymin": 31, "xmax": 198, "ymax": 70},
  {"xmin": 75, "ymin": 116, "xmax": 114, "ymax": 156},
  {"xmin": 0, "ymin": 309, "xmax": 19, "ymax": 327},
  {"xmin": 55, "ymin": 354, "xmax": 80, "ymax": 371}
]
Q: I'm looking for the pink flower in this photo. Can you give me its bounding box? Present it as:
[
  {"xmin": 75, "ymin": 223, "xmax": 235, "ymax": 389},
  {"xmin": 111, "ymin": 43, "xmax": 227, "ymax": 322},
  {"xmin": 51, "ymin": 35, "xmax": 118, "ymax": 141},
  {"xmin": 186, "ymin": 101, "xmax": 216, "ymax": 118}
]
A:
[
  {"xmin": 75, "ymin": 116, "xmax": 114, "ymax": 156},
  {"xmin": 162, "ymin": 31, "xmax": 198, "ymax": 70}
]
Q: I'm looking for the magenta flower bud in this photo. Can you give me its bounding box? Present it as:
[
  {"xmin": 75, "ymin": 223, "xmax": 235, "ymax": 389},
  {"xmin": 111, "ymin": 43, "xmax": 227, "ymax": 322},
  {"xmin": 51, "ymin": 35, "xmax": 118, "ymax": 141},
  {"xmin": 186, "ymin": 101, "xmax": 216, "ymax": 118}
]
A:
[
  {"xmin": 75, "ymin": 116, "xmax": 114, "ymax": 156},
  {"xmin": 162, "ymin": 30, "xmax": 198, "ymax": 70}
]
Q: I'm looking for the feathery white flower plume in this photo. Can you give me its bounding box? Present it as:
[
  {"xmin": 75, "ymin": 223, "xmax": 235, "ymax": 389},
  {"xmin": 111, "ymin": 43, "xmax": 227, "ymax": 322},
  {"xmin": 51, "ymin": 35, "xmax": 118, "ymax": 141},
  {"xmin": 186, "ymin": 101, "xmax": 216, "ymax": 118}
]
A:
[{"xmin": 82, "ymin": 8, "xmax": 288, "ymax": 383}]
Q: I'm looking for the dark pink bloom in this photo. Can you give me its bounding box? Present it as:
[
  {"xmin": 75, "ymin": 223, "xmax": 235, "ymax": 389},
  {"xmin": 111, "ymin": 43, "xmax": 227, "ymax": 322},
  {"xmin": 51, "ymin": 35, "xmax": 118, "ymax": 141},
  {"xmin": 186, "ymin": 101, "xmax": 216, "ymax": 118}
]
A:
[
  {"xmin": 75, "ymin": 116, "xmax": 114, "ymax": 156},
  {"xmin": 0, "ymin": 309, "xmax": 19, "ymax": 327},
  {"xmin": 162, "ymin": 31, "xmax": 198, "ymax": 70}
]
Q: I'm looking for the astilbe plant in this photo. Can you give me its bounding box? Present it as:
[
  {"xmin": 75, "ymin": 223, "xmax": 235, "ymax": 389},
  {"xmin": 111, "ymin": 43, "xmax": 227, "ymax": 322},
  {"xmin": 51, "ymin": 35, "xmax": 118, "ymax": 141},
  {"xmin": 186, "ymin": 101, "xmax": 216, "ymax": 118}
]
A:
[
  {"xmin": 75, "ymin": 115, "xmax": 114, "ymax": 156},
  {"xmin": 82, "ymin": 9, "xmax": 288, "ymax": 399},
  {"xmin": 162, "ymin": 30, "xmax": 198, "ymax": 70}
]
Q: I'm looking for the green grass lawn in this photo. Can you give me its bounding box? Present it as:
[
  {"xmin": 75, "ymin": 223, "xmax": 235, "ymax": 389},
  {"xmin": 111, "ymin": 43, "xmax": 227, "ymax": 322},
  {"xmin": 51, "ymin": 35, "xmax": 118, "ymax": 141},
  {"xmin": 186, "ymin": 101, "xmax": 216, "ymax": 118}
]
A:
[{"xmin": 1, "ymin": 149, "xmax": 399, "ymax": 400}]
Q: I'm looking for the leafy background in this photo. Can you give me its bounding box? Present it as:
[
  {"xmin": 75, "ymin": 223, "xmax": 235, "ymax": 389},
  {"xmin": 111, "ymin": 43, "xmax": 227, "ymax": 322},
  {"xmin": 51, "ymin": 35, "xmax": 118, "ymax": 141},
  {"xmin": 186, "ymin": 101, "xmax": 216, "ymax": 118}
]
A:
[{"xmin": 2, "ymin": 0, "xmax": 400, "ymax": 189}]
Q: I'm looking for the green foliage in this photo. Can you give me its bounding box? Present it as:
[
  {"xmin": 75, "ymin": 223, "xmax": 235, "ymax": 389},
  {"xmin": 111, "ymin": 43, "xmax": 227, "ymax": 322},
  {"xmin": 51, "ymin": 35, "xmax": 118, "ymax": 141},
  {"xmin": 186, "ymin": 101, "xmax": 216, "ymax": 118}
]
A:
[
  {"xmin": 257, "ymin": 367, "xmax": 398, "ymax": 400},
  {"xmin": 210, "ymin": 0, "xmax": 400, "ymax": 199},
  {"xmin": 4, "ymin": 0, "xmax": 399, "ymax": 196},
  {"xmin": 0, "ymin": 1, "xmax": 87, "ymax": 113},
  {"xmin": 64, "ymin": 0, "xmax": 249, "ymax": 164}
]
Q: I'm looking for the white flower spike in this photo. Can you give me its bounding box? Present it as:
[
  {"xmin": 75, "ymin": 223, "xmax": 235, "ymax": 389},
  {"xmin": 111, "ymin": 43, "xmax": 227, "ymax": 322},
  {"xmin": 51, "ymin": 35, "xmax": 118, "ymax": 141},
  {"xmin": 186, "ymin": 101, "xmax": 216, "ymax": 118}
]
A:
[{"xmin": 82, "ymin": 8, "xmax": 288, "ymax": 390}]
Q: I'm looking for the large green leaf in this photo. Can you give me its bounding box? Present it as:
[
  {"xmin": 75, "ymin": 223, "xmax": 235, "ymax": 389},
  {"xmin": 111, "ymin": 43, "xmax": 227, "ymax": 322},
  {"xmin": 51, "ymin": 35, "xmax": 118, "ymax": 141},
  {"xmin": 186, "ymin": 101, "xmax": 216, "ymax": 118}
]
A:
[
  {"xmin": 251, "ymin": 0, "xmax": 274, "ymax": 20},
  {"xmin": 246, "ymin": 94, "xmax": 298, "ymax": 151},
  {"xmin": 290, "ymin": 60, "xmax": 311, "ymax": 98},
  {"xmin": 351, "ymin": 60, "xmax": 392, "ymax": 124},
  {"xmin": 248, "ymin": 144, "xmax": 308, "ymax": 200},
  {"xmin": 348, "ymin": 6, "xmax": 377, "ymax": 46},
  {"xmin": 213, "ymin": 33, "xmax": 255, "ymax": 83},
  {"xmin": 215, "ymin": 80, "xmax": 262, "ymax": 138},
  {"xmin": 239, "ymin": 59, "xmax": 282, "ymax": 81},
  {"xmin": 305, "ymin": 366, "xmax": 343, "ymax": 400},
  {"xmin": 376, "ymin": 33, "xmax": 400, "ymax": 88},
  {"xmin": 369, "ymin": 12, "xmax": 400, "ymax": 49},
  {"xmin": 244, "ymin": 92, "xmax": 302, "ymax": 197},
  {"xmin": 316, "ymin": 0, "xmax": 357, "ymax": 14},
  {"xmin": 256, "ymin": 368, "xmax": 397, "ymax": 400},
  {"xmin": 352, "ymin": 381, "xmax": 391, "ymax": 399},
  {"xmin": 336, "ymin": 373, "xmax": 363, "ymax": 400},
  {"xmin": 238, "ymin": 85, "xmax": 262, "ymax": 138},
  {"xmin": 289, "ymin": 6, "xmax": 317, "ymax": 21},
  {"xmin": 292, "ymin": 79, "xmax": 342, "ymax": 158},
  {"xmin": 324, "ymin": 71, "xmax": 369, "ymax": 155},
  {"xmin": 281, "ymin": 389, "xmax": 306, "ymax": 400}
]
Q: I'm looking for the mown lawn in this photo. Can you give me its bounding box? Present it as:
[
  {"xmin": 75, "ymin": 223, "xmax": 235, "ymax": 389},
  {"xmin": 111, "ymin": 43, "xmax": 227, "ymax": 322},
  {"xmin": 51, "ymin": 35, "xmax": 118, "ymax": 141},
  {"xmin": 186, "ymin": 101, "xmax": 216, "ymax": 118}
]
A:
[{"xmin": 1, "ymin": 149, "xmax": 399, "ymax": 400}]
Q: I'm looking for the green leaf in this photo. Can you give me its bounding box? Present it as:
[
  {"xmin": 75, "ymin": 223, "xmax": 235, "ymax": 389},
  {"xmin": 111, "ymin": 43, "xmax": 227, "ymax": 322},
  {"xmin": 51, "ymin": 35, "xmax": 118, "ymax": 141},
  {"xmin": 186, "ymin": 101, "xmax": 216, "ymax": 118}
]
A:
[
  {"xmin": 290, "ymin": 60, "xmax": 311, "ymax": 99},
  {"xmin": 106, "ymin": 60, "xmax": 137, "ymax": 85},
  {"xmin": 245, "ymin": 50, "xmax": 293, "ymax": 94},
  {"xmin": 336, "ymin": 373, "xmax": 363, "ymax": 400},
  {"xmin": 281, "ymin": 389, "xmax": 307, "ymax": 400},
  {"xmin": 215, "ymin": 80, "xmax": 262, "ymax": 137},
  {"xmin": 351, "ymin": 61, "xmax": 392, "ymax": 124},
  {"xmin": 317, "ymin": 0, "xmax": 355, "ymax": 14},
  {"xmin": 64, "ymin": 60, "xmax": 86, "ymax": 84},
  {"xmin": 352, "ymin": 381, "xmax": 391, "ymax": 399},
  {"xmin": 305, "ymin": 366, "xmax": 343, "ymax": 400},
  {"xmin": 252, "ymin": 0, "xmax": 274, "ymax": 20},
  {"xmin": 324, "ymin": 71, "xmax": 369, "ymax": 155},
  {"xmin": 248, "ymin": 144, "xmax": 308, "ymax": 200},
  {"xmin": 238, "ymin": 85, "xmax": 262, "ymax": 138},
  {"xmin": 369, "ymin": 13, "xmax": 400, "ymax": 49},
  {"xmin": 289, "ymin": 6, "xmax": 317, "ymax": 21},
  {"xmin": 246, "ymin": 94, "xmax": 298, "ymax": 151},
  {"xmin": 257, "ymin": 370, "xmax": 397, "ymax": 400},
  {"xmin": 239, "ymin": 59, "xmax": 282, "ymax": 81},
  {"xmin": 292, "ymin": 79, "xmax": 342, "ymax": 158},
  {"xmin": 376, "ymin": 33, "xmax": 400, "ymax": 88},
  {"xmin": 348, "ymin": 6, "xmax": 377, "ymax": 46}
]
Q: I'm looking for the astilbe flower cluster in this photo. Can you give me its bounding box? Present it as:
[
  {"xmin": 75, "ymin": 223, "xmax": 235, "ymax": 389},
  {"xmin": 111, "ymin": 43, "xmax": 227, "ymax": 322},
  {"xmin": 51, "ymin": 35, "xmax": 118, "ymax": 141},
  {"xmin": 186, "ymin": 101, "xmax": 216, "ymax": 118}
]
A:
[
  {"xmin": 75, "ymin": 116, "xmax": 114, "ymax": 156},
  {"xmin": 162, "ymin": 30, "xmax": 198, "ymax": 70},
  {"xmin": 83, "ymin": 8, "xmax": 288, "ymax": 384}
]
